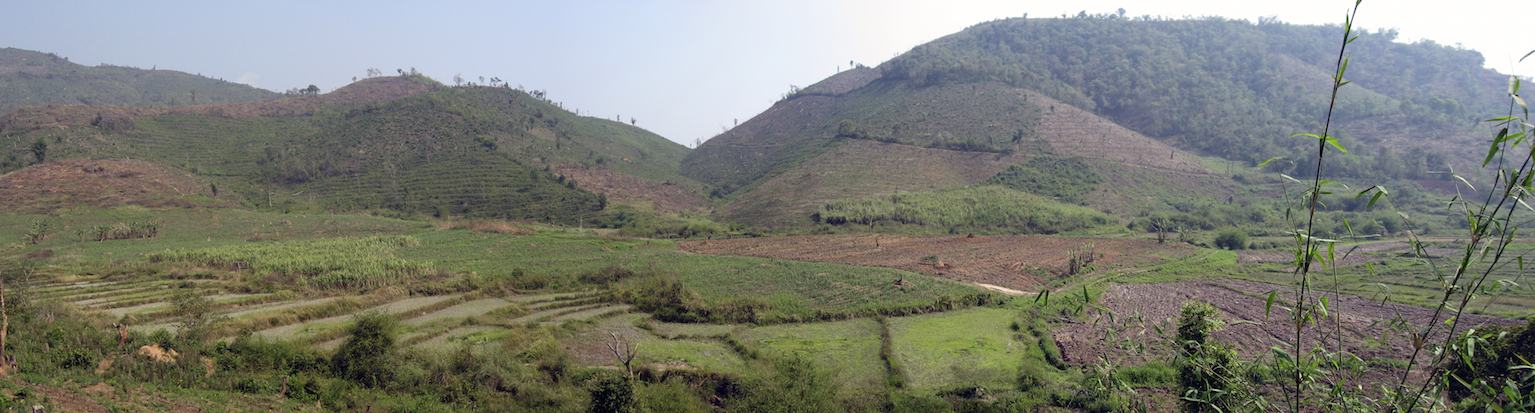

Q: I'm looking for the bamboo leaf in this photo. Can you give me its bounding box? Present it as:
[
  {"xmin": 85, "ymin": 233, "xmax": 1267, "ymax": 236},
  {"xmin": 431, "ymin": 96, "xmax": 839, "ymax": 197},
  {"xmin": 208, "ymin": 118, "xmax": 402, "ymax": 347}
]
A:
[
  {"xmin": 1455, "ymin": 175, "xmax": 1477, "ymax": 191},
  {"xmin": 1265, "ymin": 291, "xmax": 1277, "ymax": 318},
  {"xmin": 1325, "ymin": 136, "xmax": 1347, "ymax": 152},
  {"xmin": 1494, "ymin": 128, "xmax": 1512, "ymax": 143}
]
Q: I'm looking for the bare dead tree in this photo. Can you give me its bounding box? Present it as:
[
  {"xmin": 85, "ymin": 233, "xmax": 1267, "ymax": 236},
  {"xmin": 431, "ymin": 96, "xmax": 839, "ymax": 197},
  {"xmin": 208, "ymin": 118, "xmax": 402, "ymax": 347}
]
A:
[{"xmin": 606, "ymin": 332, "xmax": 639, "ymax": 381}]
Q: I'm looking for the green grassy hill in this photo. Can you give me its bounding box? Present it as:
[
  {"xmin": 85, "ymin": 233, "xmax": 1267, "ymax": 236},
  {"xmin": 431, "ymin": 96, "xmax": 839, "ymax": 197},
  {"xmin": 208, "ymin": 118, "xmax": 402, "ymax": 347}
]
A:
[
  {"xmin": 0, "ymin": 76, "xmax": 702, "ymax": 223},
  {"xmin": 0, "ymin": 48, "xmax": 278, "ymax": 113}
]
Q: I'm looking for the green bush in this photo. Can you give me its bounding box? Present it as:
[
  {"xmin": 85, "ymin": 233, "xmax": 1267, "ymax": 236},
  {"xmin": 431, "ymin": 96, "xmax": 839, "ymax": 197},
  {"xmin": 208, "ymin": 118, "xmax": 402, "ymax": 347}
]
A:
[
  {"xmin": 588, "ymin": 374, "xmax": 636, "ymax": 413},
  {"xmin": 1212, "ymin": 227, "xmax": 1248, "ymax": 250},
  {"xmin": 331, "ymin": 312, "xmax": 397, "ymax": 388}
]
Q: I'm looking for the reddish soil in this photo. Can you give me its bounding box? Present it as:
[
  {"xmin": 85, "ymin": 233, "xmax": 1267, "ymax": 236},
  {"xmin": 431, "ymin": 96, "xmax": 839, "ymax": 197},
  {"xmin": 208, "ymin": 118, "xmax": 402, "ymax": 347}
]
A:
[
  {"xmin": 679, "ymin": 234, "xmax": 1197, "ymax": 291},
  {"xmin": 554, "ymin": 166, "xmax": 709, "ymax": 214},
  {"xmin": 0, "ymin": 76, "xmax": 432, "ymax": 132},
  {"xmin": 1054, "ymin": 279, "xmax": 1524, "ymax": 369},
  {"xmin": 0, "ymin": 158, "xmax": 225, "ymax": 213}
]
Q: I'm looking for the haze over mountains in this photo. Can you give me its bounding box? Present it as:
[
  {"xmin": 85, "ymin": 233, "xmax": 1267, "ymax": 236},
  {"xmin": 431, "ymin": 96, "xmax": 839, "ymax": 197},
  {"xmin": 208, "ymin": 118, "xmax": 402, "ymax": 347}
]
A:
[{"xmin": 0, "ymin": 15, "xmax": 1521, "ymax": 234}]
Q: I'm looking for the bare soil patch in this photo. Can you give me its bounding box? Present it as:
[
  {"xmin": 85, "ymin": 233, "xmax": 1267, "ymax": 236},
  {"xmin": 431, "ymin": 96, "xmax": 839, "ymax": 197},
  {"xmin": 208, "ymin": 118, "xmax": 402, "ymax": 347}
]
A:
[
  {"xmin": 1054, "ymin": 279, "xmax": 1523, "ymax": 368},
  {"xmin": 554, "ymin": 166, "xmax": 708, "ymax": 214},
  {"xmin": 680, "ymin": 234, "xmax": 1196, "ymax": 291},
  {"xmin": 0, "ymin": 158, "xmax": 221, "ymax": 213}
]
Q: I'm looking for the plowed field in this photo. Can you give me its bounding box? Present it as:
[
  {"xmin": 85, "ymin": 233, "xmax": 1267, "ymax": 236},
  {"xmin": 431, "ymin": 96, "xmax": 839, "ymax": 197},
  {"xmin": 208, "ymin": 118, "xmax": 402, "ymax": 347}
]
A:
[
  {"xmin": 1054, "ymin": 279, "xmax": 1524, "ymax": 368},
  {"xmin": 679, "ymin": 234, "xmax": 1197, "ymax": 291}
]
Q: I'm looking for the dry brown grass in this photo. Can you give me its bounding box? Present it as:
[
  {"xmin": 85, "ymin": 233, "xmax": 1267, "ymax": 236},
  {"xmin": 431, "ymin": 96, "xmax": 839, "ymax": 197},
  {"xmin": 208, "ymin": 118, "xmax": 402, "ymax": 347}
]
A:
[
  {"xmin": 0, "ymin": 158, "xmax": 221, "ymax": 213},
  {"xmin": 451, "ymin": 220, "xmax": 532, "ymax": 235}
]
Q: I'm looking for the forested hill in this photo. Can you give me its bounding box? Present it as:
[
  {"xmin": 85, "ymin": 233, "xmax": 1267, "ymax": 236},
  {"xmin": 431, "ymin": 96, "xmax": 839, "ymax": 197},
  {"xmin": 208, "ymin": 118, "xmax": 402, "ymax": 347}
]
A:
[
  {"xmin": 0, "ymin": 48, "xmax": 278, "ymax": 114},
  {"xmin": 879, "ymin": 15, "xmax": 1509, "ymax": 175}
]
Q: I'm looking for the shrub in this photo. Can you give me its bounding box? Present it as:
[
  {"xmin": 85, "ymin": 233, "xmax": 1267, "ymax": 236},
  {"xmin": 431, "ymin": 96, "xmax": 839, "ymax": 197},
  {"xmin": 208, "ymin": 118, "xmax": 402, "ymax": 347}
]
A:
[
  {"xmin": 1212, "ymin": 227, "xmax": 1248, "ymax": 250},
  {"xmin": 588, "ymin": 374, "xmax": 636, "ymax": 413},
  {"xmin": 331, "ymin": 312, "xmax": 397, "ymax": 388},
  {"xmin": 1176, "ymin": 301, "xmax": 1241, "ymax": 412}
]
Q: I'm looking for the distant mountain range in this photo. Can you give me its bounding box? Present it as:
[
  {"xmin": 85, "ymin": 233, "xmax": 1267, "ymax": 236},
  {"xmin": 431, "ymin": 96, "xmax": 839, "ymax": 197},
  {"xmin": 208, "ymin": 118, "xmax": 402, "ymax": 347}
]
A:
[{"xmin": 0, "ymin": 48, "xmax": 277, "ymax": 113}]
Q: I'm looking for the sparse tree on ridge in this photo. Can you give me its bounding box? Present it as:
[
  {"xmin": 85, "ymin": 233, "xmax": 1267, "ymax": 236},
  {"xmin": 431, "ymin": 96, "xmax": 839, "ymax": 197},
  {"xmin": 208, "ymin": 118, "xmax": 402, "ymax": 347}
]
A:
[
  {"xmin": 31, "ymin": 138, "xmax": 47, "ymax": 163},
  {"xmin": 454, "ymin": 74, "xmax": 463, "ymax": 86},
  {"xmin": 630, "ymin": 117, "xmax": 636, "ymax": 126}
]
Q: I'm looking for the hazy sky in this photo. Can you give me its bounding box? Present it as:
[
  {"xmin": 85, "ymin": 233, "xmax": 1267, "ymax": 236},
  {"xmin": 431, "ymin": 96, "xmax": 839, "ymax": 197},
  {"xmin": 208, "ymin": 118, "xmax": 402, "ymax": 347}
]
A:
[{"xmin": 4, "ymin": 0, "xmax": 1531, "ymax": 146}]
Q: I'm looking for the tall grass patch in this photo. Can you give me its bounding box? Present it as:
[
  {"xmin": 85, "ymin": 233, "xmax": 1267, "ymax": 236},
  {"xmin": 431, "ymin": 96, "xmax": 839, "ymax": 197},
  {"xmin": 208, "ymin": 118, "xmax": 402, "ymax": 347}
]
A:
[
  {"xmin": 146, "ymin": 235, "xmax": 431, "ymax": 290},
  {"xmin": 816, "ymin": 186, "xmax": 1114, "ymax": 235}
]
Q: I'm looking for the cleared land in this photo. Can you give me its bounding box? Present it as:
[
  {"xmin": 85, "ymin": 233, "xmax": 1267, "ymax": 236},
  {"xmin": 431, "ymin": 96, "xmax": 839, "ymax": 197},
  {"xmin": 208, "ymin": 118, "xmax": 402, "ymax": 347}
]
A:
[
  {"xmin": 1054, "ymin": 279, "xmax": 1524, "ymax": 369},
  {"xmin": 680, "ymin": 234, "xmax": 1196, "ymax": 291}
]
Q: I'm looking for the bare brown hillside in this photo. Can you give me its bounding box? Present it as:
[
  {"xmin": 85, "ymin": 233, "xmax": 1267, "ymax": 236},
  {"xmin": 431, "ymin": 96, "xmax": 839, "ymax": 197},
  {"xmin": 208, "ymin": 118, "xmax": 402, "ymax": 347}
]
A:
[
  {"xmin": 0, "ymin": 158, "xmax": 225, "ymax": 213},
  {"xmin": 1028, "ymin": 89, "xmax": 1208, "ymax": 174},
  {"xmin": 718, "ymin": 140, "xmax": 1029, "ymax": 227},
  {"xmin": 554, "ymin": 166, "xmax": 709, "ymax": 214}
]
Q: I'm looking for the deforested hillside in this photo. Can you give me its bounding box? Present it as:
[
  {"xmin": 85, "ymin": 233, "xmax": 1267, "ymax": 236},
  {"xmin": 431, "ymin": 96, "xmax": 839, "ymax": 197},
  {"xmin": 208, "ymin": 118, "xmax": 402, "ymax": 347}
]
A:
[
  {"xmin": 0, "ymin": 75, "xmax": 703, "ymax": 221},
  {"xmin": 685, "ymin": 63, "xmax": 1206, "ymax": 230},
  {"xmin": 683, "ymin": 69, "xmax": 1205, "ymax": 196},
  {"xmin": 683, "ymin": 15, "xmax": 1508, "ymax": 230},
  {"xmin": 876, "ymin": 15, "xmax": 1504, "ymax": 177},
  {"xmin": 0, "ymin": 48, "xmax": 278, "ymax": 113}
]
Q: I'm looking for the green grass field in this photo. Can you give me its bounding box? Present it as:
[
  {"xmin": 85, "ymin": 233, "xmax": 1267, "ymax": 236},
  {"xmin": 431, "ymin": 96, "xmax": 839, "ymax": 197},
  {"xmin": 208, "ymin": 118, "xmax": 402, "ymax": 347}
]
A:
[{"xmin": 888, "ymin": 307, "xmax": 1026, "ymax": 393}]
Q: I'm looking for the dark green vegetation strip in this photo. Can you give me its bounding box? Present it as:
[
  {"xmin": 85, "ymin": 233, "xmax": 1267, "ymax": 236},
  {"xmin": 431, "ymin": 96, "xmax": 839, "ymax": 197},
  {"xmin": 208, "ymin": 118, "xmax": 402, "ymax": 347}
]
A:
[{"xmin": 983, "ymin": 155, "xmax": 1101, "ymax": 205}]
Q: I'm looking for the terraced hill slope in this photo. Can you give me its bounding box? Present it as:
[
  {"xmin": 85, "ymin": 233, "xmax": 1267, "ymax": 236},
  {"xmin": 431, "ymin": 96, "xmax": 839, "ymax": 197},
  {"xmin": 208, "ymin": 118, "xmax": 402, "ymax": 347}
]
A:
[
  {"xmin": 0, "ymin": 48, "xmax": 278, "ymax": 114},
  {"xmin": 0, "ymin": 76, "xmax": 704, "ymax": 220}
]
